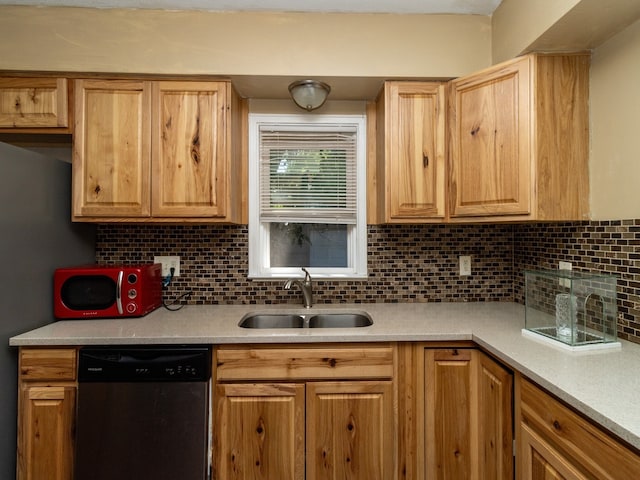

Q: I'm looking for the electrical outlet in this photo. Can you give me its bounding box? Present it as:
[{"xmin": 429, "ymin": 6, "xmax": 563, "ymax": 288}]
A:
[
  {"xmin": 559, "ymin": 261, "xmax": 572, "ymax": 287},
  {"xmin": 459, "ymin": 255, "xmax": 471, "ymax": 276},
  {"xmin": 154, "ymin": 256, "xmax": 180, "ymax": 277}
]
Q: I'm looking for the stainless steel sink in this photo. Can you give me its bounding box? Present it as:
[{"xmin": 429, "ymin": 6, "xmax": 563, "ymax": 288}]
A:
[
  {"xmin": 308, "ymin": 313, "xmax": 373, "ymax": 328},
  {"xmin": 238, "ymin": 314, "xmax": 304, "ymax": 329},
  {"xmin": 238, "ymin": 312, "xmax": 373, "ymax": 329}
]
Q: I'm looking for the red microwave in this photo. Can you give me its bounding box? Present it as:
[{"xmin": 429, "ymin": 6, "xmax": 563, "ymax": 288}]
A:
[{"xmin": 54, "ymin": 264, "xmax": 162, "ymax": 319}]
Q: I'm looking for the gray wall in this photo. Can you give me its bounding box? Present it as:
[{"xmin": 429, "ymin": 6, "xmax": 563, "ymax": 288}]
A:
[{"xmin": 0, "ymin": 143, "xmax": 95, "ymax": 479}]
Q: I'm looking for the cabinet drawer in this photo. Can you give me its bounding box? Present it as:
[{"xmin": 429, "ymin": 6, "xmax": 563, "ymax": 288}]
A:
[
  {"xmin": 19, "ymin": 348, "xmax": 77, "ymax": 381},
  {"xmin": 216, "ymin": 344, "xmax": 394, "ymax": 381},
  {"xmin": 520, "ymin": 378, "xmax": 640, "ymax": 479}
]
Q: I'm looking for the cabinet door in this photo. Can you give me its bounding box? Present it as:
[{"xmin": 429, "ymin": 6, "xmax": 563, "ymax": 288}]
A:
[
  {"xmin": 0, "ymin": 77, "xmax": 68, "ymax": 128},
  {"xmin": 477, "ymin": 350, "xmax": 513, "ymax": 480},
  {"xmin": 73, "ymin": 79, "xmax": 152, "ymax": 218},
  {"xmin": 425, "ymin": 348, "xmax": 473, "ymax": 479},
  {"xmin": 518, "ymin": 377, "xmax": 640, "ymax": 480},
  {"xmin": 18, "ymin": 386, "xmax": 75, "ymax": 480},
  {"xmin": 449, "ymin": 57, "xmax": 531, "ymax": 218},
  {"xmin": 214, "ymin": 383, "xmax": 305, "ymax": 480},
  {"xmin": 378, "ymin": 81, "xmax": 446, "ymax": 221},
  {"xmin": 520, "ymin": 423, "xmax": 588, "ymax": 480},
  {"xmin": 306, "ymin": 381, "xmax": 394, "ymax": 480},
  {"xmin": 152, "ymin": 81, "xmax": 228, "ymax": 217},
  {"xmin": 425, "ymin": 348, "xmax": 513, "ymax": 480}
]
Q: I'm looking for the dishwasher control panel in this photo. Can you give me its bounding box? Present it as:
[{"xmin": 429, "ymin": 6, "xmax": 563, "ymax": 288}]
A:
[{"xmin": 78, "ymin": 346, "xmax": 211, "ymax": 382}]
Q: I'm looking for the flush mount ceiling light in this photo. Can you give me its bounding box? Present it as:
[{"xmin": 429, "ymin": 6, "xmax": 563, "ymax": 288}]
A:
[{"xmin": 288, "ymin": 80, "xmax": 331, "ymax": 111}]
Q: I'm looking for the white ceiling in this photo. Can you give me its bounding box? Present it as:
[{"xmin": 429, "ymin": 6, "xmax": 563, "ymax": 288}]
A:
[{"xmin": 0, "ymin": 0, "xmax": 502, "ymax": 15}]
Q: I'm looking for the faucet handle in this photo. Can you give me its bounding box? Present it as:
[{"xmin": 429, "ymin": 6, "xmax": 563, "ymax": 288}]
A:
[{"xmin": 301, "ymin": 267, "xmax": 312, "ymax": 284}]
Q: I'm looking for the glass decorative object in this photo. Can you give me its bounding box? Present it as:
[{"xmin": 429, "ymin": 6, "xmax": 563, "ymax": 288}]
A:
[{"xmin": 524, "ymin": 269, "xmax": 619, "ymax": 350}]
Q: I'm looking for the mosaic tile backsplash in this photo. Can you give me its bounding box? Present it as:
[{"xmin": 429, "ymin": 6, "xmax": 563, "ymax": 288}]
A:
[
  {"xmin": 96, "ymin": 220, "xmax": 640, "ymax": 344},
  {"xmin": 513, "ymin": 220, "xmax": 640, "ymax": 344}
]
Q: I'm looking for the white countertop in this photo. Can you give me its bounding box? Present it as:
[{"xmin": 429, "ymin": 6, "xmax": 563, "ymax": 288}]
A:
[{"xmin": 9, "ymin": 302, "xmax": 640, "ymax": 451}]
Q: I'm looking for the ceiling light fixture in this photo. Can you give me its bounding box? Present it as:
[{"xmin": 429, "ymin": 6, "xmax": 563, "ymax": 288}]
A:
[{"xmin": 288, "ymin": 80, "xmax": 331, "ymax": 111}]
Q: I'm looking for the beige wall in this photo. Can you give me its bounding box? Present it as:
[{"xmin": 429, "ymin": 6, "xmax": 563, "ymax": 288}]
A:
[
  {"xmin": 492, "ymin": 0, "xmax": 640, "ymax": 64},
  {"xmin": 492, "ymin": 0, "xmax": 580, "ymax": 62},
  {"xmin": 0, "ymin": 6, "xmax": 491, "ymax": 99},
  {"xmin": 590, "ymin": 17, "xmax": 640, "ymax": 220}
]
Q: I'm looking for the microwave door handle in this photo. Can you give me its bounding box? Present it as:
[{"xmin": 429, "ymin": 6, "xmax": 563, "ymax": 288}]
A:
[{"xmin": 116, "ymin": 270, "xmax": 124, "ymax": 315}]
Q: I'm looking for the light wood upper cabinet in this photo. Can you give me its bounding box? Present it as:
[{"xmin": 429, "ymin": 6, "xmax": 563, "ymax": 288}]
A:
[
  {"xmin": 448, "ymin": 53, "xmax": 590, "ymax": 222},
  {"xmin": 73, "ymin": 79, "xmax": 152, "ymax": 218},
  {"xmin": 0, "ymin": 77, "xmax": 70, "ymax": 130},
  {"xmin": 73, "ymin": 78, "xmax": 243, "ymax": 222},
  {"xmin": 152, "ymin": 81, "xmax": 228, "ymax": 217},
  {"xmin": 17, "ymin": 348, "xmax": 77, "ymax": 480},
  {"xmin": 375, "ymin": 81, "xmax": 446, "ymax": 223}
]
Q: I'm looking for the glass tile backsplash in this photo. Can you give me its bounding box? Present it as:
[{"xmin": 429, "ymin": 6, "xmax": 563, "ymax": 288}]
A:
[{"xmin": 96, "ymin": 220, "xmax": 640, "ymax": 344}]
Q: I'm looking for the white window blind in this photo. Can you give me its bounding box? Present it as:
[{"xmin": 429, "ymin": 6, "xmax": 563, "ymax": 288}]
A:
[{"xmin": 258, "ymin": 127, "xmax": 357, "ymax": 224}]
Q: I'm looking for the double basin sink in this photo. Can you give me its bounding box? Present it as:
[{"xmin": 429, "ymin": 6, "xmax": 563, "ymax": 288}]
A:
[{"xmin": 239, "ymin": 312, "xmax": 373, "ymax": 329}]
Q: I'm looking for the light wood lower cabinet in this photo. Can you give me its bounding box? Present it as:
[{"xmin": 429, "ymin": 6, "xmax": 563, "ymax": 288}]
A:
[
  {"xmin": 17, "ymin": 348, "xmax": 77, "ymax": 480},
  {"xmin": 214, "ymin": 383, "xmax": 305, "ymax": 480},
  {"xmin": 519, "ymin": 423, "xmax": 587, "ymax": 480},
  {"xmin": 17, "ymin": 343, "xmax": 640, "ymax": 480},
  {"xmin": 213, "ymin": 344, "xmax": 395, "ymax": 480},
  {"xmin": 425, "ymin": 347, "xmax": 513, "ymax": 480},
  {"xmin": 516, "ymin": 376, "xmax": 640, "ymax": 480},
  {"xmin": 397, "ymin": 343, "xmax": 514, "ymax": 480},
  {"xmin": 306, "ymin": 381, "xmax": 394, "ymax": 480}
]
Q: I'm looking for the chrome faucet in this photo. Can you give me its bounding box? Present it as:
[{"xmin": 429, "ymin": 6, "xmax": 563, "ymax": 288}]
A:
[{"xmin": 284, "ymin": 267, "xmax": 313, "ymax": 308}]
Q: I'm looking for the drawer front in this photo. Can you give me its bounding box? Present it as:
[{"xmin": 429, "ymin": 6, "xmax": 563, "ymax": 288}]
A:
[
  {"xmin": 216, "ymin": 345, "xmax": 394, "ymax": 381},
  {"xmin": 20, "ymin": 348, "xmax": 77, "ymax": 381},
  {"xmin": 520, "ymin": 378, "xmax": 640, "ymax": 480}
]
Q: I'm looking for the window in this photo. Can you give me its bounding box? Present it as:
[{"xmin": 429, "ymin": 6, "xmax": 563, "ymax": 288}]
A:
[{"xmin": 248, "ymin": 113, "xmax": 367, "ymax": 279}]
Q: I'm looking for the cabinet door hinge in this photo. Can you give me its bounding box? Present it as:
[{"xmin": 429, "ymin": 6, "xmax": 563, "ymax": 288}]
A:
[{"xmin": 513, "ymin": 439, "xmax": 517, "ymax": 457}]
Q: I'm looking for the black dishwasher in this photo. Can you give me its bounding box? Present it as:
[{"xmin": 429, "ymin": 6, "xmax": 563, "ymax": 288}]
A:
[{"xmin": 75, "ymin": 346, "xmax": 211, "ymax": 480}]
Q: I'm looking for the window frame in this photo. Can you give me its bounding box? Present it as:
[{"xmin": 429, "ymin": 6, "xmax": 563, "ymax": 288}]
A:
[{"xmin": 248, "ymin": 113, "xmax": 367, "ymax": 279}]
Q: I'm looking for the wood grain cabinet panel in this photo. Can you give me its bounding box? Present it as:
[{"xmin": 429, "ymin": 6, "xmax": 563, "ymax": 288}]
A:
[
  {"xmin": 17, "ymin": 348, "xmax": 77, "ymax": 480},
  {"xmin": 425, "ymin": 348, "xmax": 474, "ymax": 479},
  {"xmin": 306, "ymin": 381, "xmax": 394, "ymax": 480},
  {"xmin": 214, "ymin": 345, "xmax": 396, "ymax": 480},
  {"xmin": 0, "ymin": 77, "xmax": 69, "ymax": 130},
  {"xmin": 152, "ymin": 81, "xmax": 227, "ymax": 217},
  {"xmin": 375, "ymin": 81, "xmax": 446, "ymax": 222},
  {"xmin": 448, "ymin": 53, "xmax": 590, "ymax": 222},
  {"xmin": 216, "ymin": 344, "xmax": 394, "ymax": 381},
  {"xmin": 214, "ymin": 383, "xmax": 305, "ymax": 480},
  {"xmin": 73, "ymin": 79, "xmax": 152, "ymax": 218},
  {"xmin": 520, "ymin": 423, "xmax": 588, "ymax": 480},
  {"xmin": 73, "ymin": 79, "xmax": 243, "ymax": 222},
  {"xmin": 478, "ymin": 349, "xmax": 514, "ymax": 480},
  {"xmin": 517, "ymin": 376, "xmax": 640, "ymax": 480},
  {"xmin": 424, "ymin": 348, "xmax": 513, "ymax": 480},
  {"xmin": 18, "ymin": 386, "xmax": 75, "ymax": 480}
]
